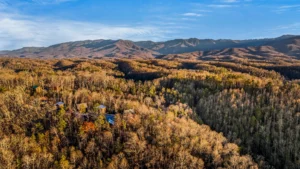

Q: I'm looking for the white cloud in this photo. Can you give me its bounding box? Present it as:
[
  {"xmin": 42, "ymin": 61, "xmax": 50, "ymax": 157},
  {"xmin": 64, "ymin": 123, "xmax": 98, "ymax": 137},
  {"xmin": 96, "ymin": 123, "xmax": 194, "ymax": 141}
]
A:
[
  {"xmin": 30, "ymin": 0, "xmax": 76, "ymax": 5},
  {"xmin": 221, "ymin": 0, "xmax": 239, "ymax": 3},
  {"xmin": 208, "ymin": 4, "xmax": 237, "ymax": 8},
  {"xmin": 181, "ymin": 17, "xmax": 197, "ymax": 21},
  {"xmin": 221, "ymin": 0, "xmax": 253, "ymax": 3},
  {"xmin": 0, "ymin": 13, "xmax": 170, "ymax": 50},
  {"xmin": 267, "ymin": 23, "xmax": 300, "ymax": 37},
  {"xmin": 279, "ymin": 5, "xmax": 300, "ymax": 9},
  {"xmin": 274, "ymin": 5, "xmax": 300, "ymax": 13},
  {"xmin": 0, "ymin": 0, "xmax": 76, "ymax": 7},
  {"xmin": 182, "ymin": 13, "xmax": 203, "ymax": 17},
  {"xmin": 273, "ymin": 23, "xmax": 300, "ymax": 30},
  {"xmin": 196, "ymin": 9, "xmax": 212, "ymax": 13}
]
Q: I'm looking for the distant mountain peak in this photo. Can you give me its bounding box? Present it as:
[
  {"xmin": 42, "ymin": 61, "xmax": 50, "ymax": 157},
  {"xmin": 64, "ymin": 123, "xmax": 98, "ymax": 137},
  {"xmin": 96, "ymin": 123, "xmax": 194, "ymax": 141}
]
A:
[
  {"xmin": 1, "ymin": 39, "xmax": 157, "ymax": 59},
  {"xmin": 1, "ymin": 35, "xmax": 299, "ymax": 59}
]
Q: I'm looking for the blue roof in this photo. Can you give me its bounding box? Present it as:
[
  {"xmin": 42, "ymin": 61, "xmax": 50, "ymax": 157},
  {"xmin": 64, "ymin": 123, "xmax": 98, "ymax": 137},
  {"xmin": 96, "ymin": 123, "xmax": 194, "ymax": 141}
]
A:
[
  {"xmin": 105, "ymin": 114, "xmax": 115, "ymax": 125},
  {"xmin": 98, "ymin": 105, "xmax": 106, "ymax": 109},
  {"xmin": 33, "ymin": 85, "xmax": 39, "ymax": 89}
]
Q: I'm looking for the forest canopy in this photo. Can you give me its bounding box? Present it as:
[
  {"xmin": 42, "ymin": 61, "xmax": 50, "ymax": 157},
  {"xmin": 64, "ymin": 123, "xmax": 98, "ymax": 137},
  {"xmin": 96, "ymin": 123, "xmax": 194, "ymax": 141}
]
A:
[{"xmin": 0, "ymin": 57, "xmax": 299, "ymax": 169}]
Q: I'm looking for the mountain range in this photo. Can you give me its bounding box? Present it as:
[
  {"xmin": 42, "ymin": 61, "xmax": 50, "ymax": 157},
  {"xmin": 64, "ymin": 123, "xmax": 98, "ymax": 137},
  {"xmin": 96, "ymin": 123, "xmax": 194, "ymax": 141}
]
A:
[{"xmin": 1, "ymin": 35, "xmax": 300, "ymax": 60}]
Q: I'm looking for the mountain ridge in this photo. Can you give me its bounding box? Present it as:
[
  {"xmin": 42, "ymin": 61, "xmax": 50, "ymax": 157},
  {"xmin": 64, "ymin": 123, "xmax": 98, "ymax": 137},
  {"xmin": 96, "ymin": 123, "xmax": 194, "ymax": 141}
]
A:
[
  {"xmin": 1, "ymin": 35, "xmax": 299, "ymax": 59},
  {"xmin": 1, "ymin": 39, "xmax": 158, "ymax": 59},
  {"xmin": 134, "ymin": 35, "xmax": 298, "ymax": 54}
]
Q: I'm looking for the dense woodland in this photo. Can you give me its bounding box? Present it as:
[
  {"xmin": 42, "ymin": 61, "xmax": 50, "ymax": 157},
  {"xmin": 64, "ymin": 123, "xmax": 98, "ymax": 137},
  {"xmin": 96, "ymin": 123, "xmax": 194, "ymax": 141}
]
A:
[{"xmin": 0, "ymin": 57, "xmax": 299, "ymax": 168}]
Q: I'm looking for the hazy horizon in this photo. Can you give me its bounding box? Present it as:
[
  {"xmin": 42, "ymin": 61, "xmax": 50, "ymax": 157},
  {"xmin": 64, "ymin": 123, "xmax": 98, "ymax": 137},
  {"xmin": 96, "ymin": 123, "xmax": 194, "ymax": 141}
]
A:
[
  {"xmin": 2, "ymin": 34, "xmax": 298, "ymax": 51},
  {"xmin": 1, "ymin": 0, "xmax": 300, "ymax": 50}
]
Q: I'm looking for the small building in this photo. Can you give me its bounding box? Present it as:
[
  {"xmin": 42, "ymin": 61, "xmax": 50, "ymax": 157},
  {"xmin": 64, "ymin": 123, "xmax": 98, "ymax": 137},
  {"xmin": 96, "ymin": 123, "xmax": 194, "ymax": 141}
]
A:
[
  {"xmin": 32, "ymin": 85, "xmax": 39, "ymax": 90},
  {"xmin": 32, "ymin": 85, "xmax": 43, "ymax": 94},
  {"xmin": 56, "ymin": 102, "xmax": 64, "ymax": 109},
  {"xmin": 97, "ymin": 105, "xmax": 106, "ymax": 114},
  {"xmin": 105, "ymin": 114, "xmax": 115, "ymax": 125},
  {"xmin": 40, "ymin": 97, "xmax": 48, "ymax": 103}
]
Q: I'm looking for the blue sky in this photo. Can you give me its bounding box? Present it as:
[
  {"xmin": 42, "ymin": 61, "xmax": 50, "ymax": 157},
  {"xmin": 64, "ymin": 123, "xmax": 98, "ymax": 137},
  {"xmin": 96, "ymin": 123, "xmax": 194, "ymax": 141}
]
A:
[{"xmin": 0, "ymin": 0, "xmax": 300, "ymax": 50}]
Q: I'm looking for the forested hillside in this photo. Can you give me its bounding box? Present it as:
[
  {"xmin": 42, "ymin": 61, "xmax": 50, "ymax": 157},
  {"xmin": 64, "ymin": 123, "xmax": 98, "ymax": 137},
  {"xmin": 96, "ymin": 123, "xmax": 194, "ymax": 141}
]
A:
[
  {"xmin": 0, "ymin": 57, "xmax": 299, "ymax": 168},
  {"xmin": 2, "ymin": 35, "xmax": 300, "ymax": 59}
]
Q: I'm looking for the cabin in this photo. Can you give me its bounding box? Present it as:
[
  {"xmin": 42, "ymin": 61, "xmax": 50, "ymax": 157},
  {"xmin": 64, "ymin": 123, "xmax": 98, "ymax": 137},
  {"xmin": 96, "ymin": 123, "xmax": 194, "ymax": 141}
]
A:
[
  {"xmin": 105, "ymin": 114, "xmax": 115, "ymax": 125},
  {"xmin": 32, "ymin": 85, "xmax": 39, "ymax": 90},
  {"xmin": 56, "ymin": 102, "xmax": 64, "ymax": 109},
  {"xmin": 40, "ymin": 97, "xmax": 48, "ymax": 102},
  {"xmin": 96, "ymin": 104, "xmax": 106, "ymax": 114},
  {"xmin": 32, "ymin": 85, "xmax": 44, "ymax": 94}
]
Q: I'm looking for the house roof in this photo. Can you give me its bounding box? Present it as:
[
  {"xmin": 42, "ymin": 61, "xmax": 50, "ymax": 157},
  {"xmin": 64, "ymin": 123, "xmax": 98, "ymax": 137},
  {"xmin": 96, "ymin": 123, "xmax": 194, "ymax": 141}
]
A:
[
  {"xmin": 32, "ymin": 85, "xmax": 39, "ymax": 89},
  {"xmin": 40, "ymin": 97, "xmax": 48, "ymax": 101},
  {"xmin": 56, "ymin": 102, "xmax": 64, "ymax": 106},
  {"xmin": 98, "ymin": 105, "xmax": 106, "ymax": 109},
  {"xmin": 105, "ymin": 114, "xmax": 115, "ymax": 125}
]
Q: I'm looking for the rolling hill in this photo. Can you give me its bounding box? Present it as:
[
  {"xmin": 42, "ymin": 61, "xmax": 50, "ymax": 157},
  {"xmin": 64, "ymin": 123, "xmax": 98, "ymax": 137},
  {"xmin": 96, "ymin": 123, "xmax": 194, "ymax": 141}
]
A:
[
  {"xmin": 160, "ymin": 36, "xmax": 300, "ymax": 61},
  {"xmin": 1, "ymin": 35, "xmax": 300, "ymax": 60},
  {"xmin": 1, "ymin": 40, "xmax": 158, "ymax": 59},
  {"xmin": 135, "ymin": 35, "xmax": 297, "ymax": 54}
]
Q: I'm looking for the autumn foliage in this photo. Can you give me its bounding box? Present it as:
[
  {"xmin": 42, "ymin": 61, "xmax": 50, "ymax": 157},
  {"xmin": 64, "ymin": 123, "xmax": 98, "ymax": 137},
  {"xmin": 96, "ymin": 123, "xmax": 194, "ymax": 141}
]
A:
[{"xmin": 0, "ymin": 57, "xmax": 299, "ymax": 168}]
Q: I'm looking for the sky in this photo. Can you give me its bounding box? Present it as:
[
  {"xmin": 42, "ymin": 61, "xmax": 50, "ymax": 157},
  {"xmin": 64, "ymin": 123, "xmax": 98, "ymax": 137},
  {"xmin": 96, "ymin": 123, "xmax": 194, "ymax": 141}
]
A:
[{"xmin": 0, "ymin": 0, "xmax": 300, "ymax": 50}]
